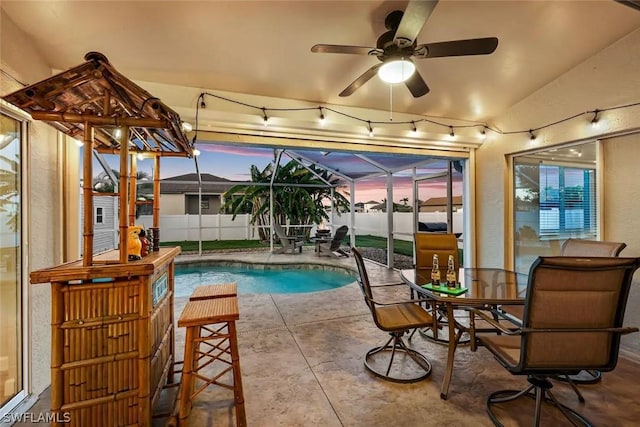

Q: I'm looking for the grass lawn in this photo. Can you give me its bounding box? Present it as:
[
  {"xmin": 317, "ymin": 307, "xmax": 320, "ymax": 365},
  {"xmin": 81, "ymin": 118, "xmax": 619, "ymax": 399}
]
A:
[
  {"xmin": 353, "ymin": 235, "xmax": 414, "ymax": 256},
  {"xmin": 160, "ymin": 240, "xmax": 270, "ymax": 252},
  {"xmin": 161, "ymin": 235, "xmax": 413, "ymax": 255}
]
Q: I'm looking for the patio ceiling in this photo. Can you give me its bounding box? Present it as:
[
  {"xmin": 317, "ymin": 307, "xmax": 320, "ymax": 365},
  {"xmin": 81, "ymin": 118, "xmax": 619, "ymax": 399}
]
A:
[{"xmin": 3, "ymin": 1, "xmax": 640, "ymax": 123}]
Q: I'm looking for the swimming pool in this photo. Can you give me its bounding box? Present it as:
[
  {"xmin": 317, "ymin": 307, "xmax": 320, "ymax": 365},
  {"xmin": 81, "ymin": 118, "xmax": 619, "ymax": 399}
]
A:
[{"xmin": 174, "ymin": 263, "xmax": 355, "ymax": 296}]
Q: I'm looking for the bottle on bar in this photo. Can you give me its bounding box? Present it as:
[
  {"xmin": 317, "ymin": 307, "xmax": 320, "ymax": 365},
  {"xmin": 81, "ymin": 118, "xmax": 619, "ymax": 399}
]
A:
[
  {"xmin": 446, "ymin": 254, "xmax": 457, "ymax": 288},
  {"xmin": 147, "ymin": 228, "xmax": 154, "ymax": 252},
  {"xmin": 431, "ymin": 254, "xmax": 441, "ymax": 286}
]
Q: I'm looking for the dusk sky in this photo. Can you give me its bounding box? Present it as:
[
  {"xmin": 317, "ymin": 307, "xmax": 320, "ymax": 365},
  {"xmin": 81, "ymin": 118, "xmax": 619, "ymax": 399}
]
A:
[{"xmin": 87, "ymin": 143, "xmax": 462, "ymax": 204}]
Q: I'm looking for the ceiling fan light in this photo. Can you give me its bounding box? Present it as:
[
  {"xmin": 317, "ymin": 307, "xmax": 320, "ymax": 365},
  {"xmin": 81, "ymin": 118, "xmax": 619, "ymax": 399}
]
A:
[{"xmin": 378, "ymin": 59, "xmax": 415, "ymax": 84}]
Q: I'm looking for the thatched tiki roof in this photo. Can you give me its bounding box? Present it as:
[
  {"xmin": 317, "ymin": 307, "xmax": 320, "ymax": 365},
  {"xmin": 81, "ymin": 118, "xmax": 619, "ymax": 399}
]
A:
[
  {"xmin": 3, "ymin": 51, "xmax": 193, "ymax": 156},
  {"xmin": 3, "ymin": 51, "xmax": 195, "ymax": 265}
]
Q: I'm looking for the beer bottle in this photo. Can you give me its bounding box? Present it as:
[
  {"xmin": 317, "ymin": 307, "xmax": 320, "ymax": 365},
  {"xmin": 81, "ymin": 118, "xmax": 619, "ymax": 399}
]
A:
[
  {"xmin": 446, "ymin": 254, "xmax": 457, "ymax": 288},
  {"xmin": 431, "ymin": 254, "xmax": 441, "ymax": 286}
]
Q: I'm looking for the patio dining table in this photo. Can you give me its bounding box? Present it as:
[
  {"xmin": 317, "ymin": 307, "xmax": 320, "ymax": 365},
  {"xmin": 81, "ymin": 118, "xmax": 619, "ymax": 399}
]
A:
[{"xmin": 400, "ymin": 268, "xmax": 528, "ymax": 399}]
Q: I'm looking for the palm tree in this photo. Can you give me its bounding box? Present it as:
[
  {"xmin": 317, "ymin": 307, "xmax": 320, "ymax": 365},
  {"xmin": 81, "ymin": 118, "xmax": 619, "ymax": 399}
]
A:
[
  {"xmin": 223, "ymin": 163, "xmax": 273, "ymax": 240},
  {"xmin": 93, "ymin": 169, "xmax": 151, "ymax": 193},
  {"xmin": 92, "ymin": 169, "xmax": 152, "ymax": 218},
  {"xmin": 223, "ymin": 159, "xmax": 350, "ymax": 240}
]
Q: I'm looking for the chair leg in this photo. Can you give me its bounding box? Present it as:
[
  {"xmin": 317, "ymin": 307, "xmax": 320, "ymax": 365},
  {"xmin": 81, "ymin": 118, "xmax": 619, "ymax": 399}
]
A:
[
  {"xmin": 364, "ymin": 333, "xmax": 432, "ymax": 383},
  {"xmin": 486, "ymin": 376, "xmax": 592, "ymax": 427},
  {"xmin": 554, "ymin": 369, "xmax": 602, "ymax": 385},
  {"xmin": 563, "ymin": 375, "xmax": 586, "ymax": 403}
]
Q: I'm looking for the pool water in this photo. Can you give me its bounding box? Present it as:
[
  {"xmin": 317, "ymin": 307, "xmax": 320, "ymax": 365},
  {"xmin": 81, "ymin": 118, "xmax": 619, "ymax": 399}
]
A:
[{"xmin": 174, "ymin": 264, "xmax": 355, "ymax": 296}]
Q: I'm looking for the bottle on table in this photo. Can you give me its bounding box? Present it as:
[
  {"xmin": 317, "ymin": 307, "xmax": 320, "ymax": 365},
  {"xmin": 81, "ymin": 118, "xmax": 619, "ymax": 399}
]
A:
[
  {"xmin": 446, "ymin": 254, "xmax": 457, "ymax": 288},
  {"xmin": 431, "ymin": 254, "xmax": 441, "ymax": 286}
]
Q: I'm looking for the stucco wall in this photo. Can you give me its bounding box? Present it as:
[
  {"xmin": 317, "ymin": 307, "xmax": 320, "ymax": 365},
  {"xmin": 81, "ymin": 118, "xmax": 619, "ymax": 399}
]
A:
[
  {"xmin": 477, "ymin": 27, "xmax": 640, "ymax": 267},
  {"xmin": 1, "ymin": 11, "xmax": 60, "ymax": 398},
  {"xmin": 476, "ymin": 28, "xmax": 640, "ymax": 357},
  {"xmin": 603, "ymin": 134, "xmax": 640, "ymax": 354}
]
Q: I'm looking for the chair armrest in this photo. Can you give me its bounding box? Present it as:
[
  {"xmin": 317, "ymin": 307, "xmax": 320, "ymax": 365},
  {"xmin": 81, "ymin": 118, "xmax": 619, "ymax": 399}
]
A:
[
  {"xmin": 367, "ymin": 295, "xmax": 433, "ymax": 307},
  {"xmin": 491, "ymin": 307, "xmax": 523, "ymax": 327},
  {"xmin": 521, "ymin": 326, "xmax": 639, "ymax": 335},
  {"xmin": 370, "ymin": 282, "xmax": 410, "ymax": 288},
  {"xmin": 471, "ymin": 309, "xmax": 639, "ymax": 336},
  {"xmin": 469, "ymin": 308, "xmax": 523, "ymax": 335}
]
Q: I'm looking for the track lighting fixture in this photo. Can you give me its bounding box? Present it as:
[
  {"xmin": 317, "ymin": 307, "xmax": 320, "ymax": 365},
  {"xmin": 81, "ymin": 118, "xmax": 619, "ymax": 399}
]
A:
[
  {"xmin": 529, "ymin": 129, "xmax": 536, "ymax": 141},
  {"xmin": 480, "ymin": 126, "xmax": 487, "ymax": 139},
  {"xmin": 411, "ymin": 121, "xmax": 417, "ymax": 134},
  {"xmin": 318, "ymin": 107, "xmax": 326, "ymax": 124},
  {"xmin": 262, "ymin": 108, "xmax": 269, "ymax": 126},
  {"xmin": 449, "ymin": 126, "xmax": 455, "ymax": 138},
  {"xmin": 367, "ymin": 121, "xmax": 373, "ymax": 136},
  {"xmin": 200, "ymin": 98, "xmax": 206, "ymax": 109}
]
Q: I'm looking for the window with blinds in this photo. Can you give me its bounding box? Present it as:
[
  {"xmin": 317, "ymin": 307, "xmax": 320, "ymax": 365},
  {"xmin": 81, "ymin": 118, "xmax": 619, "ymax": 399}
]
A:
[{"xmin": 513, "ymin": 141, "xmax": 598, "ymax": 273}]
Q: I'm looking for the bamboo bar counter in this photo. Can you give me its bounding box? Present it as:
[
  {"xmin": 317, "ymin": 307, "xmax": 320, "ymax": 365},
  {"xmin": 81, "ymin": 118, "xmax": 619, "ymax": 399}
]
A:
[
  {"xmin": 4, "ymin": 52, "xmax": 195, "ymax": 426},
  {"xmin": 30, "ymin": 247, "xmax": 180, "ymax": 426}
]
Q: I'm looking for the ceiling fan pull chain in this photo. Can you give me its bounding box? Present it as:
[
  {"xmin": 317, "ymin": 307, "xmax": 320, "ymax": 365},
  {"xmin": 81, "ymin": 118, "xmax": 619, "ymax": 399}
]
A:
[{"xmin": 389, "ymin": 84, "xmax": 393, "ymax": 121}]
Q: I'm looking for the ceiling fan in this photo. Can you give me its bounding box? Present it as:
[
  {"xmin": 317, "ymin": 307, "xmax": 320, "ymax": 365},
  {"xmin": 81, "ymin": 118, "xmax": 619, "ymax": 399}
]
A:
[{"xmin": 311, "ymin": 0, "xmax": 499, "ymax": 98}]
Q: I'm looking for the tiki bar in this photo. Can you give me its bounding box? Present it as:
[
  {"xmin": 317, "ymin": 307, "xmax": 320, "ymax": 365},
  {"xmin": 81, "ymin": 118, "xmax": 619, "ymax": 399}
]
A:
[{"xmin": 4, "ymin": 52, "xmax": 193, "ymax": 426}]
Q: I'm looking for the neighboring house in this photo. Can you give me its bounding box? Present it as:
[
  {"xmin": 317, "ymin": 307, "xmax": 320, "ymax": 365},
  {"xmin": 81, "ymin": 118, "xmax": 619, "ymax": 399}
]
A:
[
  {"xmin": 369, "ymin": 202, "xmax": 385, "ymax": 213},
  {"xmin": 79, "ymin": 173, "xmax": 238, "ymax": 255},
  {"xmin": 80, "ymin": 193, "xmax": 118, "ymax": 254},
  {"xmin": 363, "ymin": 200, "xmax": 381, "ymax": 213},
  {"xmin": 419, "ymin": 196, "xmax": 463, "ymax": 213},
  {"xmin": 160, "ymin": 173, "xmax": 237, "ymax": 214},
  {"xmin": 369, "ymin": 201, "xmax": 412, "ymax": 213},
  {"xmin": 354, "ymin": 200, "xmax": 380, "ymax": 212}
]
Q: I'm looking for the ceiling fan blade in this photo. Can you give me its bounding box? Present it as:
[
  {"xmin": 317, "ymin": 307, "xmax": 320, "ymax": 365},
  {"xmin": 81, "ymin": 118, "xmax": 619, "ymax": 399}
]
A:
[
  {"xmin": 311, "ymin": 44, "xmax": 381, "ymax": 56},
  {"xmin": 405, "ymin": 69, "xmax": 430, "ymax": 98},
  {"xmin": 615, "ymin": 0, "xmax": 640, "ymax": 12},
  {"xmin": 414, "ymin": 37, "xmax": 499, "ymax": 58},
  {"xmin": 339, "ymin": 64, "xmax": 382, "ymax": 97},
  {"xmin": 393, "ymin": 0, "xmax": 439, "ymax": 48}
]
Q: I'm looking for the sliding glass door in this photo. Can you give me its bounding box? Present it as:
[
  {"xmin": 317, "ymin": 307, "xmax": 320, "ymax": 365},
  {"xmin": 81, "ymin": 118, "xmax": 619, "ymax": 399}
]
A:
[
  {"xmin": 513, "ymin": 142, "xmax": 598, "ymax": 273},
  {"xmin": 0, "ymin": 111, "xmax": 24, "ymax": 414}
]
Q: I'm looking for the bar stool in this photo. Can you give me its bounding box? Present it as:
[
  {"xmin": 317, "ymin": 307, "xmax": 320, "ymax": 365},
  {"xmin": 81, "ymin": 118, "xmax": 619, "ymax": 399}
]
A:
[
  {"xmin": 189, "ymin": 282, "xmax": 237, "ymax": 301},
  {"xmin": 178, "ymin": 297, "xmax": 246, "ymax": 426}
]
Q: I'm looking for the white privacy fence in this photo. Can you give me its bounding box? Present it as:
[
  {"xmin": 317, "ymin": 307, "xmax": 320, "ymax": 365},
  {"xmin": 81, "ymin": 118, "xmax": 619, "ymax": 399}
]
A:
[
  {"xmin": 137, "ymin": 214, "xmax": 259, "ymax": 241},
  {"xmin": 137, "ymin": 211, "xmax": 463, "ymax": 242},
  {"xmin": 332, "ymin": 212, "xmax": 463, "ymax": 241}
]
